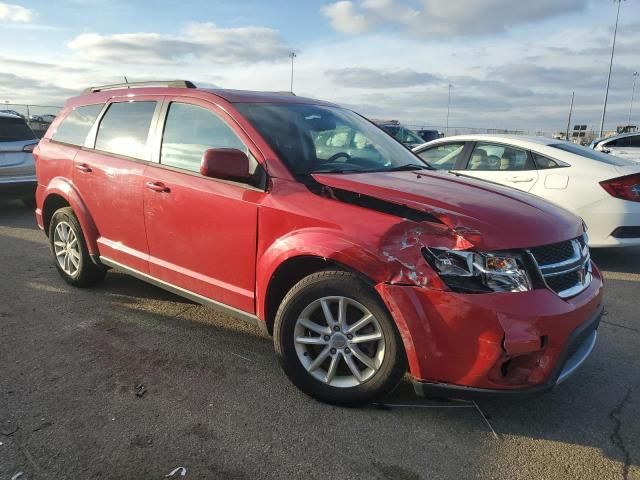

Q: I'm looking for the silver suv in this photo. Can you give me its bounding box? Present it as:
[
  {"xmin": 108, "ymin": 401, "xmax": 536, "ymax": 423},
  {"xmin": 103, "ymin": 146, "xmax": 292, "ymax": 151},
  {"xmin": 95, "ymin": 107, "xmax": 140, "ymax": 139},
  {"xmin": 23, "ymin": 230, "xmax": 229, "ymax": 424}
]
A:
[
  {"xmin": 0, "ymin": 112, "xmax": 39, "ymax": 206},
  {"xmin": 591, "ymin": 131, "xmax": 640, "ymax": 162}
]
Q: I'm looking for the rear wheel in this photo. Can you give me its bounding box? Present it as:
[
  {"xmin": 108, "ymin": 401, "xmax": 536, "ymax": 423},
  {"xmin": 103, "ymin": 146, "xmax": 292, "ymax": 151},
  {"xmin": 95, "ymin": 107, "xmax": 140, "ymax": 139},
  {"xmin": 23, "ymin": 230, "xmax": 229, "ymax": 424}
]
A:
[
  {"xmin": 49, "ymin": 207, "xmax": 106, "ymax": 287},
  {"xmin": 274, "ymin": 270, "xmax": 406, "ymax": 406}
]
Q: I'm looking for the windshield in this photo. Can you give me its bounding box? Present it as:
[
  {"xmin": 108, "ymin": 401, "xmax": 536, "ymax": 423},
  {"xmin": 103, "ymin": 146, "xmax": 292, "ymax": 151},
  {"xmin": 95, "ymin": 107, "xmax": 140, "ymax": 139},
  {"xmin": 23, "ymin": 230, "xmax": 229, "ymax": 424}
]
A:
[
  {"xmin": 0, "ymin": 116, "xmax": 36, "ymax": 142},
  {"xmin": 550, "ymin": 143, "xmax": 635, "ymax": 166},
  {"xmin": 234, "ymin": 103, "xmax": 428, "ymax": 175}
]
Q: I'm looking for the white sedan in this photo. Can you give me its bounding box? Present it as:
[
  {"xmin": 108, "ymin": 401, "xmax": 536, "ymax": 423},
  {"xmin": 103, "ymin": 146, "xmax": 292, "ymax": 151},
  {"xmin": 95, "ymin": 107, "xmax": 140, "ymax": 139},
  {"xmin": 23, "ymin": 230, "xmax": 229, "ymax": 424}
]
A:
[{"xmin": 413, "ymin": 135, "xmax": 640, "ymax": 247}]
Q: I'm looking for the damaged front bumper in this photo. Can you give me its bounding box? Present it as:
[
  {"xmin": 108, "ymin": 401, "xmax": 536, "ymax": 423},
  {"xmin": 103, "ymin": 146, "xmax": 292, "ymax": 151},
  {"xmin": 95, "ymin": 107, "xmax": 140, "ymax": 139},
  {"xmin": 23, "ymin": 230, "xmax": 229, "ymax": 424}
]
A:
[{"xmin": 376, "ymin": 267, "xmax": 604, "ymax": 399}]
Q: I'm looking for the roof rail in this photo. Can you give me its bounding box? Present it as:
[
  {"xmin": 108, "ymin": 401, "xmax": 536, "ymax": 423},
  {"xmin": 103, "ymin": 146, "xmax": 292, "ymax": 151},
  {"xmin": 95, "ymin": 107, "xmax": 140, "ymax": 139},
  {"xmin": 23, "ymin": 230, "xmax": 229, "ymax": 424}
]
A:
[{"xmin": 83, "ymin": 80, "xmax": 197, "ymax": 94}]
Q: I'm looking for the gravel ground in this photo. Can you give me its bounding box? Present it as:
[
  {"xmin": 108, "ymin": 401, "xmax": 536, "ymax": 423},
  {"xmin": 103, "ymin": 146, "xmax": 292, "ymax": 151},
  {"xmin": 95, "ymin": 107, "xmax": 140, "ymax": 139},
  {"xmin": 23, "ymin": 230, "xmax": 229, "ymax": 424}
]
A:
[{"xmin": 1, "ymin": 198, "xmax": 638, "ymax": 480}]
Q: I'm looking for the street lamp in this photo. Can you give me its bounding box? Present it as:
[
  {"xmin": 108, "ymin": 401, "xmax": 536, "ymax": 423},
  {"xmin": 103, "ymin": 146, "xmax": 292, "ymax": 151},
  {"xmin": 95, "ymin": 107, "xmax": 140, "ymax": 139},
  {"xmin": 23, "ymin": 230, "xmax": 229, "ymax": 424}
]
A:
[
  {"xmin": 598, "ymin": 0, "xmax": 625, "ymax": 138},
  {"xmin": 446, "ymin": 84, "xmax": 452, "ymax": 135},
  {"xmin": 289, "ymin": 51, "xmax": 297, "ymax": 93},
  {"xmin": 629, "ymin": 71, "xmax": 639, "ymax": 124}
]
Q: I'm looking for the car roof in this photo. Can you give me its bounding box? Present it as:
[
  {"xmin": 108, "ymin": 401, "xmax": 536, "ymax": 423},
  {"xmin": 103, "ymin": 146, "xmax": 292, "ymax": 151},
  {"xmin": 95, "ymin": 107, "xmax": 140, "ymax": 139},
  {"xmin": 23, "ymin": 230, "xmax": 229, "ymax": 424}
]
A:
[
  {"xmin": 598, "ymin": 131, "xmax": 639, "ymax": 142},
  {"xmin": 0, "ymin": 111, "xmax": 25, "ymax": 120},
  {"xmin": 72, "ymin": 83, "xmax": 338, "ymax": 108},
  {"xmin": 422, "ymin": 134, "xmax": 558, "ymax": 147}
]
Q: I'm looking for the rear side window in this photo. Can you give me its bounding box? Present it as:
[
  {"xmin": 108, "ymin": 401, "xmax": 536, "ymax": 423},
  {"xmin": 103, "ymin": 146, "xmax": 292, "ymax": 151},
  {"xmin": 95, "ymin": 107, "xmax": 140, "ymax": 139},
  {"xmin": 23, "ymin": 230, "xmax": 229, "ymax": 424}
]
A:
[
  {"xmin": 52, "ymin": 104, "xmax": 103, "ymax": 146},
  {"xmin": 95, "ymin": 101, "xmax": 157, "ymax": 159},
  {"xmin": 160, "ymin": 102, "xmax": 248, "ymax": 173},
  {"xmin": 630, "ymin": 135, "xmax": 640, "ymax": 147},
  {"xmin": 0, "ymin": 116, "xmax": 36, "ymax": 142},
  {"xmin": 466, "ymin": 142, "xmax": 532, "ymax": 171}
]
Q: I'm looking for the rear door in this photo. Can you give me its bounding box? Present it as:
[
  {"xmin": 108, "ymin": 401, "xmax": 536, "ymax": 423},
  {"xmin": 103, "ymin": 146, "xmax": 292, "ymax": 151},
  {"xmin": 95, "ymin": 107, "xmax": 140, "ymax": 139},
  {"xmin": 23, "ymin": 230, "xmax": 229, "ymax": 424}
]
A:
[
  {"xmin": 73, "ymin": 97, "xmax": 162, "ymax": 273},
  {"xmin": 143, "ymin": 97, "xmax": 265, "ymax": 313},
  {"xmin": 452, "ymin": 141, "xmax": 539, "ymax": 192}
]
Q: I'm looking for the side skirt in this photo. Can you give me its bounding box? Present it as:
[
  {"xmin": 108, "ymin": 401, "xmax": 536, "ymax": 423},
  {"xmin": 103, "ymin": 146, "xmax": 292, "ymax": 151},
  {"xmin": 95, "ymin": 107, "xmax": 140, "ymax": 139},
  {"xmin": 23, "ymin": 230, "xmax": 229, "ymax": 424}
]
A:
[{"xmin": 98, "ymin": 256, "xmax": 269, "ymax": 336}]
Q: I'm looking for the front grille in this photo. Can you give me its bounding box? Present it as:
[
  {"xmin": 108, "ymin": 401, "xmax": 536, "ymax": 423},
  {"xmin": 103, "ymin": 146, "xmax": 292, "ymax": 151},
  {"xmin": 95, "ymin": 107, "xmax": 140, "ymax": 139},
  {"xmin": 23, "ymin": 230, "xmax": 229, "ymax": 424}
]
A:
[
  {"xmin": 545, "ymin": 270, "xmax": 581, "ymax": 293},
  {"xmin": 529, "ymin": 235, "xmax": 592, "ymax": 298},
  {"xmin": 529, "ymin": 241, "xmax": 575, "ymax": 265}
]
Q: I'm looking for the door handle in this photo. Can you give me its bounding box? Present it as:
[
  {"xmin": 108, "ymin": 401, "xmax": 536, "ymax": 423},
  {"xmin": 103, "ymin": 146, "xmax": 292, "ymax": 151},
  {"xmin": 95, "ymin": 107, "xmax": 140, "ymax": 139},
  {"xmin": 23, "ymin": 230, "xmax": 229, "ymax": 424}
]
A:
[
  {"xmin": 145, "ymin": 181, "xmax": 170, "ymax": 193},
  {"xmin": 507, "ymin": 176, "xmax": 534, "ymax": 183},
  {"xmin": 75, "ymin": 163, "xmax": 92, "ymax": 173}
]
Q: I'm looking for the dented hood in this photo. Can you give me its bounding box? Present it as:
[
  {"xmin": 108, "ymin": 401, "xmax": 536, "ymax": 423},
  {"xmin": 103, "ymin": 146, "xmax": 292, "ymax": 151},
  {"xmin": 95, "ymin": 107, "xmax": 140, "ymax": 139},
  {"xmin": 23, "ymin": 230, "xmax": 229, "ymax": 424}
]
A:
[{"xmin": 312, "ymin": 170, "xmax": 584, "ymax": 251}]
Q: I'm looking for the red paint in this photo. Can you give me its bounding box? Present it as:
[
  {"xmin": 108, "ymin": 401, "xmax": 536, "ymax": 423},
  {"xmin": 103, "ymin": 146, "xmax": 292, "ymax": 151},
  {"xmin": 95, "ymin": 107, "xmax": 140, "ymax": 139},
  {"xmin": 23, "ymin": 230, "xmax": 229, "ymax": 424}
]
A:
[{"xmin": 35, "ymin": 86, "xmax": 603, "ymax": 393}]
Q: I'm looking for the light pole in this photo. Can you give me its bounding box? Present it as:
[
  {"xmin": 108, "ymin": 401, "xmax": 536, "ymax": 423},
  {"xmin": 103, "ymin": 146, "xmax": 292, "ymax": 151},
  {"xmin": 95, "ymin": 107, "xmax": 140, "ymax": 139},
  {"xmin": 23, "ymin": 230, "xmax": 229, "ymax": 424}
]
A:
[
  {"xmin": 566, "ymin": 91, "xmax": 575, "ymax": 141},
  {"xmin": 629, "ymin": 71, "xmax": 639, "ymax": 124},
  {"xmin": 599, "ymin": 0, "xmax": 625, "ymax": 138},
  {"xmin": 289, "ymin": 51, "xmax": 297, "ymax": 93},
  {"xmin": 446, "ymin": 84, "xmax": 452, "ymax": 135}
]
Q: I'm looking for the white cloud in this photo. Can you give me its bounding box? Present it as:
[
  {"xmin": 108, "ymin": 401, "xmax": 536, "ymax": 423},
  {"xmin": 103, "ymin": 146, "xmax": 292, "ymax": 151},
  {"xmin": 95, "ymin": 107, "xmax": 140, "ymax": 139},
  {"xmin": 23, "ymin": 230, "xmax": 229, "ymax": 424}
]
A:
[
  {"xmin": 0, "ymin": 2, "xmax": 33, "ymax": 22},
  {"xmin": 326, "ymin": 67, "xmax": 440, "ymax": 88},
  {"xmin": 321, "ymin": 1, "xmax": 376, "ymax": 34},
  {"xmin": 321, "ymin": 0, "xmax": 587, "ymax": 37},
  {"xmin": 67, "ymin": 22, "xmax": 291, "ymax": 65}
]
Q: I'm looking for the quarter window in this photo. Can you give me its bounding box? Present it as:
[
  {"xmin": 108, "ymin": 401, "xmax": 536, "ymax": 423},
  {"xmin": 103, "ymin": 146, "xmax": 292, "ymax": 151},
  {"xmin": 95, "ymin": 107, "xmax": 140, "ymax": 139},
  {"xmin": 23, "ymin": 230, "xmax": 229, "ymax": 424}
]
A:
[
  {"xmin": 532, "ymin": 153, "xmax": 562, "ymax": 169},
  {"xmin": 95, "ymin": 101, "xmax": 157, "ymax": 159},
  {"xmin": 467, "ymin": 143, "xmax": 531, "ymax": 171},
  {"xmin": 417, "ymin": 143, "xmax": 465, "ymax": 170},
  {"xmin": 52, "ymin": 104, "xmax": 103, "ymax": 146},
  {"xmin": 160, "ymin": 102, "xmax": 248, "ymax": 173}
]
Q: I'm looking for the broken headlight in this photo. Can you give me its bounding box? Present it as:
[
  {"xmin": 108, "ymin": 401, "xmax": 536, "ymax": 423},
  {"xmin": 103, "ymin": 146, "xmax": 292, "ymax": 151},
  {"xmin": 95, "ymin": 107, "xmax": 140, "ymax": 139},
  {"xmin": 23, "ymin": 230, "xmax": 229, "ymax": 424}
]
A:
[{"xmin": 422, "ymin": 248, "xmax": 532, "ymax": 294}]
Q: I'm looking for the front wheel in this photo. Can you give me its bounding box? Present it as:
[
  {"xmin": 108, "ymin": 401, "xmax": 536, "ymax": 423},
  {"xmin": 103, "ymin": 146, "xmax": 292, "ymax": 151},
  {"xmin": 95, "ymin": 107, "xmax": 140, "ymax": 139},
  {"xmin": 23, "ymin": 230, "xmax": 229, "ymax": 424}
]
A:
[
  {"xmin": 49, "ymin": 207, "xmax": 106, "ymax": 287},
  {"xmin": 274, "ymin": 271, "xmax": 407, "ymax": 406}
]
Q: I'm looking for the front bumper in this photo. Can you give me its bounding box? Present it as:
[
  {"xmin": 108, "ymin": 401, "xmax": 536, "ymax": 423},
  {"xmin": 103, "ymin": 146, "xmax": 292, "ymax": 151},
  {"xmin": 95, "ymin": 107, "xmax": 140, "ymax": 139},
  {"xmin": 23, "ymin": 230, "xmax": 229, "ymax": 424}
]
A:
[
  {"xmin": 376, "ymin": 265, "xmax": 604, "ymax": 396},
  {"xmin": 412, "ymin": 305, "xmax": 601, "ymax": 399}
]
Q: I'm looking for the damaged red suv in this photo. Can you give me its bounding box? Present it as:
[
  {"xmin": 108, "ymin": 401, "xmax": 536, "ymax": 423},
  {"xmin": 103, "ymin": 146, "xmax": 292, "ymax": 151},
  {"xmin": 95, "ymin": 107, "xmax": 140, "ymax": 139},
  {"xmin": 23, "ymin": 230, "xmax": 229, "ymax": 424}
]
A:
[{"xmin": 34, "ymin": 81, "xmax": 603, "ymax": 405}]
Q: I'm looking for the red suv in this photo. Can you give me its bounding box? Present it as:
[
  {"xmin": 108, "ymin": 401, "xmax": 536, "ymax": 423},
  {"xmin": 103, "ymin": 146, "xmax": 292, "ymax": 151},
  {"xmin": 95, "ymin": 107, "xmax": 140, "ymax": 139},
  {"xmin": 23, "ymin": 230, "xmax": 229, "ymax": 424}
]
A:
[{"xmin": 34, "ymin": 81, "xmax": 603, "ymax": 405}]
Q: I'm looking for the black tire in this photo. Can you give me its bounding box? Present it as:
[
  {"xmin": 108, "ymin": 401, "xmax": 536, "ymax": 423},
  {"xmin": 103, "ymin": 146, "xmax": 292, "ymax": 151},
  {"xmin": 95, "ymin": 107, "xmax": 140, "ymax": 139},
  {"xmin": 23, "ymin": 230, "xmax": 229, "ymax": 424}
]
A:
[
  {"xmin": 49, "ymin": 207, "xmax": 106, "ymax": 288},
  {"xmin": 274, "ymin": 270, "xmax": 407, "ymax": 406}
]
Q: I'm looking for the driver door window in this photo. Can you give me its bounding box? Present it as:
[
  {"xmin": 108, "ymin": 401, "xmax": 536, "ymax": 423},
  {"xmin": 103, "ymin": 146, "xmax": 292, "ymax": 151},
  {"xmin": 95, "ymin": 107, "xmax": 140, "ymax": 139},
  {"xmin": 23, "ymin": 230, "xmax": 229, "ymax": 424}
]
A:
[
  {"xmin": 461, "ymin": 142, "xmax": 539, "ymax": 192},
  {"xmin": 417, "ymin": 143, "xmax": 465, "ymax": 170}
]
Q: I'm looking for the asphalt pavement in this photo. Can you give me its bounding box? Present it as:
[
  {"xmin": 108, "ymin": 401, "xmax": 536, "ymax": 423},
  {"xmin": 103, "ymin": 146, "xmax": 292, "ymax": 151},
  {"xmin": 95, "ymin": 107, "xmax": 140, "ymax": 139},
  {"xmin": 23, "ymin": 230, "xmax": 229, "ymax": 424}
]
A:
[{"xmin": 1, "ymin": 198, "xmax": 638, "ymax": 480}]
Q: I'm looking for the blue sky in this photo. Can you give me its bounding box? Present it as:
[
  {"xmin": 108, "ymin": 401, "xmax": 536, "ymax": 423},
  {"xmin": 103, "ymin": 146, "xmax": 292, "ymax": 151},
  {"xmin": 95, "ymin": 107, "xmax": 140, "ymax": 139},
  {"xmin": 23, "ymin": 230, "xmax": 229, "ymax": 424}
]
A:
[{"xmin": 1, "ymin": 0, "xmax": 639, "ymax": 133}]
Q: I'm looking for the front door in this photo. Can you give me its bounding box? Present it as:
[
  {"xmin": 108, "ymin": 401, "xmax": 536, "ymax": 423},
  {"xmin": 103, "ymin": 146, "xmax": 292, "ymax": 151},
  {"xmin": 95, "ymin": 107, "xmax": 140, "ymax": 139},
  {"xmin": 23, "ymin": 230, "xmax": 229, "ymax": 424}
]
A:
[{"xmin": 143, "ymin": 98, "xmax": 265, "ymax": 313}]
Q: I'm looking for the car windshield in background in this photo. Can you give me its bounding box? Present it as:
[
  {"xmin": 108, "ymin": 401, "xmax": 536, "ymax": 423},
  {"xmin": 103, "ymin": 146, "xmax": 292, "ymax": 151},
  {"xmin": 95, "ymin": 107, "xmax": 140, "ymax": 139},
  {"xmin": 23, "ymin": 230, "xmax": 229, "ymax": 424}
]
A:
[
  {"xmin": 550, "ymin": 142, "xmax": 635, "ymax": 166},
  {"xmin": 0, "ymin": 116, "xmax": 36, "ymax": 142},
  {"xmin": 235, "ymin": 103, "xmax": 427, "ymax": 175}
]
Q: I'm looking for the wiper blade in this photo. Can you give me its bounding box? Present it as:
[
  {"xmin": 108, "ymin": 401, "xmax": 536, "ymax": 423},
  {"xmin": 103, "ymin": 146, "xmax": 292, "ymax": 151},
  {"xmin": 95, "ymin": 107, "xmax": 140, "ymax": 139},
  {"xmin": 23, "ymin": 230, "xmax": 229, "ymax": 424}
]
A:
[
  {"xmin": 311, "ymin": 168, "xmax": 364, "ymax": 174},
  {"xmin": 387, "ymin": 163, "xmax": 432, "ymax": 171}
]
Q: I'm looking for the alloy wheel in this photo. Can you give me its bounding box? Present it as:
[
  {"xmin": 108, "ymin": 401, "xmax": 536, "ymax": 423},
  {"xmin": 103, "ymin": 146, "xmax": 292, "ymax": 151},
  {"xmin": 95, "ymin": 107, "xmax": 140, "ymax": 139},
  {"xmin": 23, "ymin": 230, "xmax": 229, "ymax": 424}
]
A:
[
  {"xmin": 293, "ymin": 296, "xmax": 386, "ymax": 388},
  {"xmin": 53, "ymin": 221, "xmax": 81, "ymax": 276}
]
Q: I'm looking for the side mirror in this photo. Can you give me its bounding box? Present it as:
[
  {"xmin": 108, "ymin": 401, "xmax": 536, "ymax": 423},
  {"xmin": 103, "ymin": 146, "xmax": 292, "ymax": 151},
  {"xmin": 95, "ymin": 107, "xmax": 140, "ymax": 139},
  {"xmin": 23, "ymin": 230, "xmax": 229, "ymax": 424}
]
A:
[{"xmin": 200, "ymin": 148, "xmax": 251, "ymax": 181}]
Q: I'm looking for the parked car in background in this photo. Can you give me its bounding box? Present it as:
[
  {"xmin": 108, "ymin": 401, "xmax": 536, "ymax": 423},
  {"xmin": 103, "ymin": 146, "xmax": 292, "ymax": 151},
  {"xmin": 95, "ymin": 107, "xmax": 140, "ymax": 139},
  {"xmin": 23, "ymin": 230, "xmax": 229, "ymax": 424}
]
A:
[
  {"xmin": 590, "ymin": 131, "xmax": 640, "ymax": 162},
  {"xmin": 35, "ymin": 81, "xmax": 602, "ymax": 405},
  {"xmin": 371, "ymin": 119, "xmax": 424, "ymax": 148},
  {"xmin": 415, "ymin": 129, "xmax": 442, "ymax": 143},
  {"xmin": 0, "ymin": 112, "xmax": 39, "ymax": 206},
  {"xmin": 414, "ymin": 135, "xmax": 640, "ymax": 247},
  {"xmin": 0, "ymin": 109, "xmax": 24, "ymax": 118}
]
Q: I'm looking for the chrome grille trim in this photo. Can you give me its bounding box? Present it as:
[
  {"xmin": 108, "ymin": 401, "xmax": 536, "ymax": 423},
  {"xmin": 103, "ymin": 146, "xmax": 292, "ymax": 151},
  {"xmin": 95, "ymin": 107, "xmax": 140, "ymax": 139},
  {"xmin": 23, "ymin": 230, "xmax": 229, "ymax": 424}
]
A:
[{"xmin": 527, "ymin": 234, "xmax": 592, "ymax": 299}]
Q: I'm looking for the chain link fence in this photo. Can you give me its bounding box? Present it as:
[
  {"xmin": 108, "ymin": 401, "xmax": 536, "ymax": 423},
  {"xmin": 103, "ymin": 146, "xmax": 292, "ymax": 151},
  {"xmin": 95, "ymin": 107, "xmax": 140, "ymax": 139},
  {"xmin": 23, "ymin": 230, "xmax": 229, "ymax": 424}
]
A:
[
  {"xmin": 404, "ymin": 123, "xmax": 554, "ymax": 138},
  {"xmin": 1, "ymin": 103, "xmax": 63, "ymax": 138}
]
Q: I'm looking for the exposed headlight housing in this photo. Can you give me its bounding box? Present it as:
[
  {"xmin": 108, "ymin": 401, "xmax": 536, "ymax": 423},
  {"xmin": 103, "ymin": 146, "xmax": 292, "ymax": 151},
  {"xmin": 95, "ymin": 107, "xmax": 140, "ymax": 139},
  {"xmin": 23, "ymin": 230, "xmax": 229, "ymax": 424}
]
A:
[{"xmin": 422, "ymin": 248, "xmax": 532, "ymax": 294}]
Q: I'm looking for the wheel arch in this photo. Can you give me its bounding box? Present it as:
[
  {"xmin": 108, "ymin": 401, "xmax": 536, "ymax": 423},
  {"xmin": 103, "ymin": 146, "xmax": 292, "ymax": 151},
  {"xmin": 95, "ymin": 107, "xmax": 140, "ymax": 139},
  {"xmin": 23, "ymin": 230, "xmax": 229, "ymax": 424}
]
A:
[
  {"xmin": 260, "ymin": 255, "xmax": 379, "ymax": 335},
  {"xmin": 42, "ymin": 178, "xmax": 99, "ymax": 254}
]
